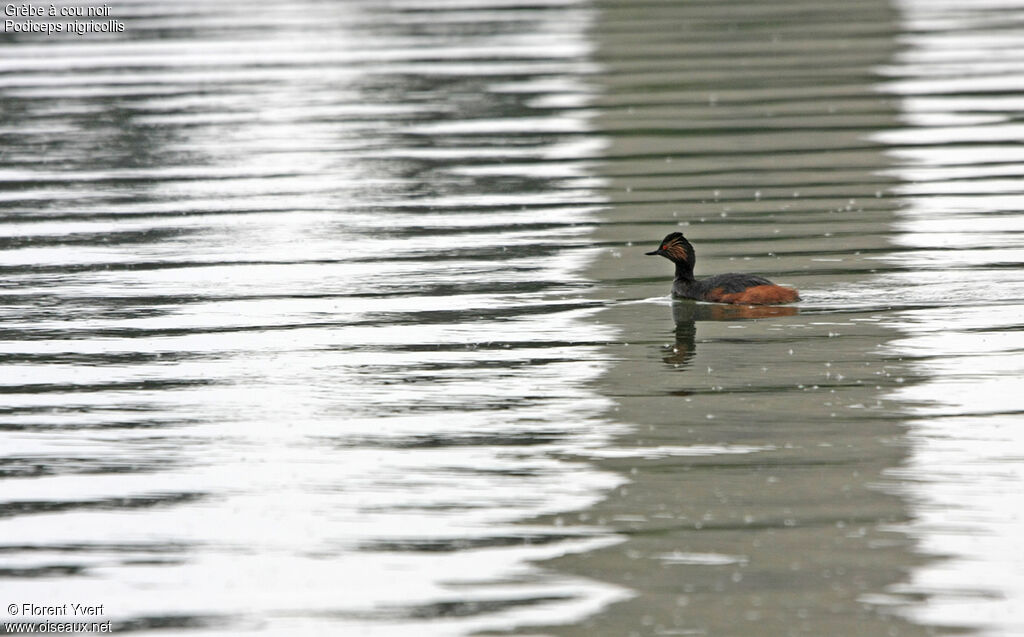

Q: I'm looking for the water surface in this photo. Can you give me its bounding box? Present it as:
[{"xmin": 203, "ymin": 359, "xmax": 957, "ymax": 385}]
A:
[{"xmin": 1, "ymin": 0, "xmax": 1023, "ymax": 635}]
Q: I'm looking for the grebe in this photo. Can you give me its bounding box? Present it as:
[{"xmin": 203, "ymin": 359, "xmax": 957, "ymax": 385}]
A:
[{"xmin": 646, "ymin": 232, "xmax": 799, "ymax": 305}]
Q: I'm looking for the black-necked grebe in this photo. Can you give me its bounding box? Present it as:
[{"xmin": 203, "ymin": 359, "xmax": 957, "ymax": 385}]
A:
[{"xmin": 646, "ymin": 232, "xmax": 800, "ymax": 305}]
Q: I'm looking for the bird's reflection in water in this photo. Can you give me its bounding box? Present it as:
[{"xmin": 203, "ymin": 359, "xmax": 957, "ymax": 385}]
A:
[{"xmin": 663, "ymin": 301, "xmax": 800, "ymax": 367}]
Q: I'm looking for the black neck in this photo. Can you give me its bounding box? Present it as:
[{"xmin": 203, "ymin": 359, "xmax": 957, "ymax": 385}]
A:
[{"xmin": 674, "ymin": 261, "xmax": 695, "ymax": 282}]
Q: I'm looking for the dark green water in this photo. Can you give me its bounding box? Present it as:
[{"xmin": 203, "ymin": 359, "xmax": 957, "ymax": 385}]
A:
[{"xmin": 1, "ymin": 1, "xmax": 1022, "ymax": 635}]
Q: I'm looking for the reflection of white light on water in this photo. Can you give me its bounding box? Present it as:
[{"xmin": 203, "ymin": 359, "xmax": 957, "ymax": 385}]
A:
[
  {"xmin": 0, "ymin": 0, "xmax": 633, "ymax": 634},
  {"xmin": 874, "ymin": 1, "xmax": 1024, "ymax": 633}
]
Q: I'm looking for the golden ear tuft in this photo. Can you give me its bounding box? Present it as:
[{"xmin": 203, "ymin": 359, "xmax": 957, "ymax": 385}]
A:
[{"xmin": 664, "ymin": 243, "xmax": 688, "ymax": 261}]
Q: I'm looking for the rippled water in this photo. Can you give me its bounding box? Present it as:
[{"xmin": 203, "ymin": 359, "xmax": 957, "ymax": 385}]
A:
[
  {"xmin": 1, "ymin": 0, "xmax": 1022, "ymax": 635},
  {"xmin": 876, "ymin": 1, "xmax": 1024, "ymax": 633}
]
